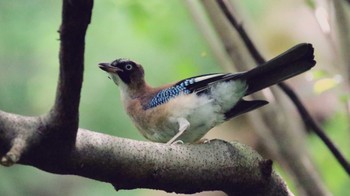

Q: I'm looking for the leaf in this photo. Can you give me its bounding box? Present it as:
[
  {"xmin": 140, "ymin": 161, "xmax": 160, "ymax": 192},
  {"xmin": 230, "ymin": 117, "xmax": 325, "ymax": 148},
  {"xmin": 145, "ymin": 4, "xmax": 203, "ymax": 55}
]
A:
[{"xmin": 313, "ymin": 78, "xmax": 339, "ymax": 94}]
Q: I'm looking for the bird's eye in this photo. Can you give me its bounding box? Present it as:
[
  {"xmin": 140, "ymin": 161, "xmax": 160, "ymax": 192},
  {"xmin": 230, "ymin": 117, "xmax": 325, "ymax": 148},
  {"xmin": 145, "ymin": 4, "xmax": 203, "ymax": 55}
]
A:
[{"xmin": 125, "ymin": 64, "xmax": 133, "ymax": 70}]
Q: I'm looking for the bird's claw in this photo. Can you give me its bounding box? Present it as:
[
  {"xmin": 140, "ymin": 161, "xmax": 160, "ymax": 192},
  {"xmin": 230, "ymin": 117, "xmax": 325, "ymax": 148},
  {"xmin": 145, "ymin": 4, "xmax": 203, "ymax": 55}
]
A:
[{"xmin": 198, "ymin": 138, "xmax": 210, "ymax": 144}]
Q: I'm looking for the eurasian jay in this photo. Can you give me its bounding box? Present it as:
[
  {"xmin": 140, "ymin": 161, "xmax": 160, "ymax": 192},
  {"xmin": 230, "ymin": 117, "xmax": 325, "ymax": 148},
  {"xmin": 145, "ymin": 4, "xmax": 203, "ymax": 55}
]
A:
[{"xmin": 98, "ymin": 43, "xmax": 315, "ymax": 144}]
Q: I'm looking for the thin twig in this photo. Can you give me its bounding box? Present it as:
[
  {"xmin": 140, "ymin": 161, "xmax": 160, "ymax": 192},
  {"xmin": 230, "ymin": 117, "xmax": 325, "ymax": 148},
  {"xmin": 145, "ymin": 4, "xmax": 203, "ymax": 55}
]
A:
[
  {"xmin": 278, "ymin": 82, "xmax": 350, "ymax": 175},
  {"xmin": 216, "ymin": 0, "xmax": 264, "ymax": 64},
  {"xmin": 216, "ymin": 0, "xmax": 350, "ymax": 176}
]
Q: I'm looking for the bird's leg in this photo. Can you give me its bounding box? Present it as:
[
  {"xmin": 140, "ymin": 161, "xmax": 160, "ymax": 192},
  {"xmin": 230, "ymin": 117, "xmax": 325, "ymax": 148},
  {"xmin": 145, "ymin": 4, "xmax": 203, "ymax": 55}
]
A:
[{"xmin": 166, "ymin": 118, "xmax": 190, "ymax": 145}]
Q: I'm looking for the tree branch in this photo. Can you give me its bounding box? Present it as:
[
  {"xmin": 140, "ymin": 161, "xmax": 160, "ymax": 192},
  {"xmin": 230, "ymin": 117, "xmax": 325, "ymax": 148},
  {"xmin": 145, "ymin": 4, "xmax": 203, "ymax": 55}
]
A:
[
  {"xmin": 216, "ymin": 0, "xmax": 265, "ymax": 65},
  {"xmin": 0, "ymin": 111, "xmax": 291, "ymax": 195},
  {"xmin": 0, "ymin": 0, "xmax": 93, "ymax": 168},
  {"xmin": 49, "ymin": 0, "xmax": 93, "ymax": 134}
]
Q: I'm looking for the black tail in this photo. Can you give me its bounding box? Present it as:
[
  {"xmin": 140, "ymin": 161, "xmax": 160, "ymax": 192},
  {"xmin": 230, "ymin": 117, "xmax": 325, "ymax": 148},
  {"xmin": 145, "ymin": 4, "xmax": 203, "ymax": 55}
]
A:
[
  {"xmin": 224, "ymin": 43, "xmax": 316, "ymax": 119},
  {"xmin": 231, "ymin": 43, "xmax": 316, "ymax": 96}
]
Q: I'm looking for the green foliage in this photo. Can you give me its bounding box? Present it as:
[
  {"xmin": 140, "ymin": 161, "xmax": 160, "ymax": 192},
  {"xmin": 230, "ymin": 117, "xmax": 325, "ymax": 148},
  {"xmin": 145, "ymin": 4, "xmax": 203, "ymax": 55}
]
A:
[
  {"xmin": 0, "ymin": 1, "xmax": 60, "ymax": 115},
  {"xmin": 305, "ymin": 0, "xmax": 316, "ymax": 9}
]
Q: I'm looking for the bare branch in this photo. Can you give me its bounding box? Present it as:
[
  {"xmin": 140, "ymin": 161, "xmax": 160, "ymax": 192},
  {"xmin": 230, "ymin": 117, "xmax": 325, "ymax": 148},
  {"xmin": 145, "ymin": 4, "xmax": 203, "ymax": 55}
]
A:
[
  {"xmin": 0, "ymin": 111, "xmax": 42, "ymax": 166},
  {"xmin": 0, "ymin": 112, "xmax": 291, "ymax": 195},
  {"xmin": 0, "ymin": 0, "xmax": 94, "ymax": 166},
  {"xmin": 278, "ymin": 83, "xmax": 350, "ymax": 175},
  {"xmin": 216, "ymin": 0, "xmax": 265, "ymax": 64},
  {"xmin": 49, "ymin": 0, "xmax": 93, "ymax": 134}
]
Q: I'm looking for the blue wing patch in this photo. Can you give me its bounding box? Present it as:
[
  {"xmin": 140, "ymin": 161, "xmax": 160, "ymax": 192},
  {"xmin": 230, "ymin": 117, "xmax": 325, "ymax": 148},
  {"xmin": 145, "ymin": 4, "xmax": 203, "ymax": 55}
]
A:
[
  {"xmin": 145, "ymin": 79, "xmax": 195, "ymax": 109},
  {"xmin": 144, "ymin": 73, "xmax": 234, "ymax": 109}
]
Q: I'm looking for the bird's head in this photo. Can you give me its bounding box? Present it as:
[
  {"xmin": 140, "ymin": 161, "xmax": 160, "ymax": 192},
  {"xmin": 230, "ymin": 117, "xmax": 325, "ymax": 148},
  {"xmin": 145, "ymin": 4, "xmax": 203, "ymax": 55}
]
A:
[{"xmin": 98, "ymin": 59, "xmax": 145, "ymax": 91}]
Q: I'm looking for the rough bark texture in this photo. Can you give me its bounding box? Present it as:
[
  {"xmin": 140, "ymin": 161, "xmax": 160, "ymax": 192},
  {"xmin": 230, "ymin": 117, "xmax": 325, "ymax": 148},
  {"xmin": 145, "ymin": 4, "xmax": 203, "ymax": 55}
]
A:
[
  {"xmin": 0, "ymin": 0, "xmax": 293, "ymax": 195},
  {"xmin": 0, "ymin": 113, "xmax": 290, "ymax": 195}
]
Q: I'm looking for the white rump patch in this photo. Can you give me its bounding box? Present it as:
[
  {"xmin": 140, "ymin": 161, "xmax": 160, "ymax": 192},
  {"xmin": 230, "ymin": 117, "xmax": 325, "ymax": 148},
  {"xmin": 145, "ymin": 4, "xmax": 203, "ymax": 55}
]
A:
[{"xmin": 210, "ymin": 80, "xmax": 247, "ymax": 111}]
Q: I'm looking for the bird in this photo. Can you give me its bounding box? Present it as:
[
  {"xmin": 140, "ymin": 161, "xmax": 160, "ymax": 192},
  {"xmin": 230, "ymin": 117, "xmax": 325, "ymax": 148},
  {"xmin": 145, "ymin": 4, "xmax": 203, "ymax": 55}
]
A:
[{"xmin": 98, "ymin": 43, "xmax": 315, "ymax": 144}]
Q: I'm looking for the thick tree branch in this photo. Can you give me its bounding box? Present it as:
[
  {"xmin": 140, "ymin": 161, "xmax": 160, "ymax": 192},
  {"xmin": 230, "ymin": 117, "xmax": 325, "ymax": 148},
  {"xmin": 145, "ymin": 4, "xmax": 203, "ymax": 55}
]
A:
[
  {"xmin": 49, "ymin": 0, "xmax": 93, "ymax": 133},
  {"xmin": 0, "ymin": 112, "xmax": 291, "ymax": 195},
  {"xmin": 0, "ymin": 0, "xmax": 93, "ymax": 167}
]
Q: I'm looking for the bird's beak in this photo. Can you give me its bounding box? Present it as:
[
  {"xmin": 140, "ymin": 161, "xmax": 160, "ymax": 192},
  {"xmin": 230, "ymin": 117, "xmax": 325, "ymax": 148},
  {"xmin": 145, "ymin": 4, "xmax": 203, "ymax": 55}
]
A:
[{"xmin": 98, "ymin": 63, "xmax": 123, "ymax": 73}]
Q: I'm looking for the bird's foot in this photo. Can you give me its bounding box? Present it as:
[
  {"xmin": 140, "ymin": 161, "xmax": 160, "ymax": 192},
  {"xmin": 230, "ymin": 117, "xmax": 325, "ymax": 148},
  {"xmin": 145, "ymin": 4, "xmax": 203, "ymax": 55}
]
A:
[{"xmin": 197, "ymin": 138, "xmax": 210, "ymax": 144}]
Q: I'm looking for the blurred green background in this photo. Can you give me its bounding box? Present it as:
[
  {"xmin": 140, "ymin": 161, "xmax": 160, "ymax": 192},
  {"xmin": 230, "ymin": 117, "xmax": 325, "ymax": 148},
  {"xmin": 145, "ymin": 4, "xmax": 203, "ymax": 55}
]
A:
[{"xmin": 0, "ymin": 0, "xmax": 349, "ymax": 195}]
